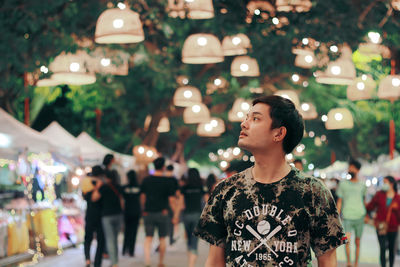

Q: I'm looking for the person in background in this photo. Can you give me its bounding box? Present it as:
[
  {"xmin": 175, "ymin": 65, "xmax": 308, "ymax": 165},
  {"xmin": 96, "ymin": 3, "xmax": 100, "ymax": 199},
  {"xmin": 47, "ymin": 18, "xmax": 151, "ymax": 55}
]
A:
[
  {"xmin": 293, "ymin": 158, "xmax": 304, "ymax": 171},
  {"xmin": 181, "ymin": 168, "xmax": 209, "ymax": 267},
  {"xmin": 82, "ymin": 165, "xmax": 105, "ymax": 267},
  {"xmin": 140, "ymin": 157, "xmax": 179, "ymax": 267},
  {"xmin": 366, "ymin": 176, "xmax": 400, "ymax": 267},
  {"xmin": 122, "ymin": 170, "xmax": 141, "ymax": 257},
  {"xmin": 166, "ymin": 164, "xmax": 180, "ymax": 245},
  {"xmin": 92, "ymin": 170, "xmax": 124, "ymax": 267},
  {"xmin": 103, "ymin": 154, "xmax": 121, "ymax": 185},
  {"xmin": 337, "ymin": 159, "xmax": 366, "ymax": 267},
  {"xmin": 206, "ymin": 173, "xmax": 217, "ymax": 194}
]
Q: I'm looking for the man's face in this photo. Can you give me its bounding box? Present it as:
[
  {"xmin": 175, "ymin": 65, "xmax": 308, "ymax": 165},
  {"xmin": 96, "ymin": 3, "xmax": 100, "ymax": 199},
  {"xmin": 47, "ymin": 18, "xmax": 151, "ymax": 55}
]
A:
[
  {"xmin": 348, "ymin": 164, "xmax": 359, "ymax": 177},
  {"xmin": 238, "ymin": 103, "xmax": 277, "ymax": 152}
]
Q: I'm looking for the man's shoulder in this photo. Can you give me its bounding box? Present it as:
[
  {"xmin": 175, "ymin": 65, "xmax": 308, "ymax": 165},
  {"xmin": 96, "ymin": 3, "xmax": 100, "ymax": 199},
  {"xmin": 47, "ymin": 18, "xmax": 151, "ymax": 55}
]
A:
[
  {"xmin": 213, "ymin": 168, "xmax": 251, "ymax": 192},
  {"xmin": 291, "ymin": 170, "xmax": 329, "ymax": 192}
]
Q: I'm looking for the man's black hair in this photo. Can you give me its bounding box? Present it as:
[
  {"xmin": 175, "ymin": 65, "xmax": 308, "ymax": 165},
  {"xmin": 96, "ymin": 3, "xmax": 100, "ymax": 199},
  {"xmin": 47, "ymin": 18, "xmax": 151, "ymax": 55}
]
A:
[
  {"xmin": 349, "ymin": 159, "xmax": 361, "ymax": 170},
  {"xmin": 102, "ymin": 154, "xmax": 114, "ymax": 166},
  {"xmin": 166, "ymin": 164, "xmax": 174, "ymax": 171},
  {"xmin": 88, "ymin": 165, "xmax": 104, "ymax": 177},
  {"xmin": 153, "ymin": 157, "xmax": 165, "ymax": 170},
  {"xmin": 127, "ymin": 170, "xmax": 138, "ymax": 186},
  {"xmin": 384, "ymin": 176, "xmax": 398, "ymax": 192},
  {"xmin": 252, "ymin": 95, "xmax": 304, "ymax": 154}
]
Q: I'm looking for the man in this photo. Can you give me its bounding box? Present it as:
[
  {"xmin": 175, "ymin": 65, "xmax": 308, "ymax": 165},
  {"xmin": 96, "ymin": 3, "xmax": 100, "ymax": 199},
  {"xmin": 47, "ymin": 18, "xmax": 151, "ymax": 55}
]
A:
[
  {"xmin": 140, "ymin": 157, "xmax": 179, "ymax": 267},
  {"xmin": 336, "ymin": 159, "xmax": 366, "ymax": 267},
  {"xmin": 165, "ymin": 164, "xmax": 181, "ymax": 245},
  {"xmin": 82, "ymin": 165, "xmax": 105, "ymax": 267},
  {"xmin": 293, "ymin": 159, "xmax": 304, "ymax": 171},
  {"xmin": 195, "ymin": 95, "xmax": 346, "ymax": 267}
]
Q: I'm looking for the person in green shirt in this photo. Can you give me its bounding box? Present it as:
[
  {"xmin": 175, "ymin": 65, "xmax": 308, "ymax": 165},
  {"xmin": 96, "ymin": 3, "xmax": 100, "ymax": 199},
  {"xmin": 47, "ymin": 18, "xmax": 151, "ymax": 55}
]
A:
[{"xmin": 337, "ymin": 159, "xmax": 366, "ymax": 267}]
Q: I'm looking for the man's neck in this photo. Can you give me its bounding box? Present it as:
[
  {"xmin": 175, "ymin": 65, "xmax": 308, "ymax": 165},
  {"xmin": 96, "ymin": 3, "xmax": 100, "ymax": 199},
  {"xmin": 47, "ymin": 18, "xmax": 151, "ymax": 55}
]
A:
[
  {"xmin": 252, "ymin": 150, "xmax": 291, "ymax": 184},
  {"xmin": 350, "ymin": 177, "xmax": 359, "ymax": 182},
  {"xmin": 153, "ymin": 170, "xmax": 164, "ymax": 177}
]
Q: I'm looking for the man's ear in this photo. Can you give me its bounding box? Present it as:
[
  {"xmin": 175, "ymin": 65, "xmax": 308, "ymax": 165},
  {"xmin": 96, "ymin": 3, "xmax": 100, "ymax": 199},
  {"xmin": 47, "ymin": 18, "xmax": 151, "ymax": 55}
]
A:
[{"xmin": 273, "ymin": 126, "xmax": 287, "ymax": 142}]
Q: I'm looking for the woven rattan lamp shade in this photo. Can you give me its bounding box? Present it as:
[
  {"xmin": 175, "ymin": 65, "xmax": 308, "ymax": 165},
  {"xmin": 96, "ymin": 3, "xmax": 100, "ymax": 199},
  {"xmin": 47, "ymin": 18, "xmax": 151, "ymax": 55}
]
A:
[
  {"xmin": 36, "ymin": 78, "xmax": 62, "ymax": 87},
  {"xmin": 183, "ymin": 103, "xmax": 210, "ymax": 124},
  {"xmin": 229, "ymin": 98, "xmax": 251, "ymax": 122},
  {"xmin": 95, "ymin": 8, "xmax": 144, "ymax": 44},
  {"xmin": 299, "ymin": 102, "xmax": 318, "ymax": 120},
  {"xmin": 50, "ymin": 51, "xmax": 96, "ymax": 85},
  {"xmin": 315, "ymin": 58, "xmax": 356, "ymax": 85},
  {"xmin": 157, "ymin": 117, "xmax": 170, "ymax": 133},
  {"xmin": 182, "ymin": 34, "xmax": 224, "ymax": 64},
  {"xmin": 377, "ymin": 75, "xmax": 400, "ymax": 101},
  {"xmin": 347, "ymin": 75, "xmax": 375, "ymax": 101},
  {"xmin": 186, "ymin": 0, "xmax": 214, "ymax": 19},
  {"xmin": 90, "ymin": 48, "xmax": 130, "ymax": 76},
  {"xmin": 228, "ymin": 109, "xmax": 245, "ymax": 122},
  {"xmin": 173, "ymin": 86, "xmax": 202, "ymax": 107},
  {"xmin": 222, "ymin": 34, "xmax": 251, "ymax": 56},
  {"xmin": 276, "ymin": 0, "xmax": 312, "ymax": 12},
  {"xmin": 133, "ymin": 145, "xmax": 158, "ymax": 164},
  {"xmin": 293, "ymin": 48, "xmax": 316, "ymax": 69},
  {"xmin": 325, "ymin": 108, "xmax": 354, "ymax": 130},
  {"xmin": 274, "ymin": 90, "xmax": 300, "ymax": 108},
  {"xmin": 231, "ymin": 56, "xmax": 260, "ymax": 77},
  {"xmin": 197, "ymin": 117, "xmax": 225, "ymax": 137}
]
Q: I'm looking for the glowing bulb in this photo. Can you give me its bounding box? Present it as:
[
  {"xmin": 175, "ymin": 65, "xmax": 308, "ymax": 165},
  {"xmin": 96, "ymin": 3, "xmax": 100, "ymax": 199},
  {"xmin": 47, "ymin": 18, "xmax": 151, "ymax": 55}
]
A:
[
  {"xmin": 309, "ymin": 131, "xmax": 315, "ymax": 138},
  {"xmin": 356, "ymin": 82, "xmax": 365, "ymax": 90},
  {"xmin": 321, "ymin": 115, "xmax": 328, "ymax": 122},
  {"xmin": 223, "ymin": 151, "xmax": 230, "ymax": 158},
  {"xmin": 321, "ymin": 173, "xmax": 326, "ymax": 179},
  {"xmin": 101, "ymin": 58, "xmax": 111, "ymax": 67},
  {"xmin": 272, "ymin": 17, "xmax": 279, "ymax": 25},
  {"xmin": 113, "ymin": 19, "xmax": 124, "ymax": 29},
  {"xmin": 75, "ymin": 168, "xmax": 83, "ymax": 176},
  {"xmin": 334, "ymin": 113, "xmax": 343, "ymax": 121},
  {"xmin": 331, "ymin": 66, "xmax": 341, "ymax": 75},
  {"xmin": 0, "ymin": 133, "xmax": 11, "ymax": 148},
  {"xmin": 117, "ymin": 2, "xmax": 126, "ymax": 9},
  {"xmin": 192, "ymin": 105, "xmax": 201, "ymax": 113},
  {"xmin": 240, "ymin": 64, "xmax": 249, "ymax": 72},
  {"xmin": 392, "ymin": 78, "xmax": 400, "ymax": 87},
  {"xmin": 217, "ymin": 149, "xmax": 223, "ymax": 155},
  {"xmin": 301, "ymin": 103, "xmax": 310, "ymax": 111},
  {"xmin": 250, "ymin": 156, "xmax": 255, "ymax": 162},
  {"xmin": 305, "ymin": 55, "xmax": 313, "ymax": 63},
  {"xmin": 237, "ymin": 111, "xmax": 244, "ymax": 118},
  {"xmin": 233, "ymin": 147, "xmax": 241, "ymax": 156},
  {"xmin": 368, "ymin": 32, "xmax": 381, "ymax": 44},
  {"xmin": 296, "ymin": 146, "xmax": 303, "ymax": 153},
  {"xmin": 242, "ymin": 155, "xmax": 249, "ymax": 161},
  {"xmin": 204, "ymin": 124, "xmax": 213, "ymax": 132},
  {"xmin": 372, "ymin": 177, "xmax": 378, "ymax": 184},
  {"xmin": 330, "ymin": 45, "xmax": 338, "ymax": 53},
  {"xmin": 71, "ymin": 176, "xmax": 80, "ymax": 186},
  {"xmin": 232, "ymin": 37, "xmax": 241, "ymax": 46},
  {"xmin": 220, "ymin": 161, "xmax": 228, "ymax": 168},
  {"xmin": 362, "ymin": 74, "xmax": 367, "ymax": 81},
  {"xmin": 40, "ymin": 66, "xmax": 48, "ymax": 73},
  {"xmin": 146, "ymin": 150, "xmax": 154, "ymax": 158},
  {"xmin": 321, "ymin": 135, "xmax": 327, "ymax": 141},
  {"xmin": 292, "ymin": 74, "xmax": 300, "ymax": 82},
  {"xmin": 303, "ymin": 81, "xmax": 309, "ymax": 87},
  {"xmin": 254, "ymin": 9, "xmax": 260, "ymax": 15},
  {"xmin": 302, "ymin": 38, "xmax": 309, "ymax": 45},
  {"xmin": 366, "ymin": 180, "xmax": 371, "ymax": 187},
  {"xmin": 241, "ymin": 102, "xmax": 250, "ymax": 111},
  {"xmin": 214, "ymin": 78, "xmax": 222, "ymax": 86},
  {"xmin": 183, "ymin": 90, "xmax": 193, "ymax": 99},
  {"xmin": 197, "ymin": 37, "xmax": 207, "ymax": 46},
  {"xmin": 69, "ymin": 62, "xmax": 80, "ymax": 72},
  {"xmin": 308, "ymin": 164, "xmax": 314, "ymax": 170},
  {"xmin": 286, "ymin": 153, "xmax": 293, "ymax": 160},
  {"xmin": 182, "ymin": 78, "xmax": 189, "ymax": 85},
  {"xmin": 138, "ymin": 146, "xmax": 145, "ymax": 154},
  {"xmin": 210, "ymin": 119, "xmax": 218, "ymax": 127}
]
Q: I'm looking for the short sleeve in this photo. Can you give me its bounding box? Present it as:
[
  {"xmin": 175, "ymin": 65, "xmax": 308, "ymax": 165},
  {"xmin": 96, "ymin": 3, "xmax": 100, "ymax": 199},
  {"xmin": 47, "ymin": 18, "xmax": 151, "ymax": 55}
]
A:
[
  {"xmin": 194, "ymin": 182, "xmax": 227, "ymax": 247},
  {"xmin": 310, "ymin": 180, "xmax": 347, "ymax": 257},
  {"xmin": 336, "ymin": 181, "xmax": 344, "ymax": 198}
]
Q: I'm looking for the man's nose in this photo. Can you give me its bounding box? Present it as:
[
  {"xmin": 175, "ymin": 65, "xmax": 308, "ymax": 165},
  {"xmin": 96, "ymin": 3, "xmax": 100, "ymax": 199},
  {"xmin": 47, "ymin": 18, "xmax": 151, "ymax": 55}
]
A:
[{"xmin": 241, "ymin": 118, "xmax": 248, "ymax": 129}]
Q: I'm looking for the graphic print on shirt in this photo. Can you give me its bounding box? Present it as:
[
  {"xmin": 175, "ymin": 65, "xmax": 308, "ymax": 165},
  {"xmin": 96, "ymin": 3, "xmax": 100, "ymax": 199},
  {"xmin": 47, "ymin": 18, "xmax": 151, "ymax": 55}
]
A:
[{"xmin": 230, "ymin": 202, "xmax": 299, "ymax": 267}]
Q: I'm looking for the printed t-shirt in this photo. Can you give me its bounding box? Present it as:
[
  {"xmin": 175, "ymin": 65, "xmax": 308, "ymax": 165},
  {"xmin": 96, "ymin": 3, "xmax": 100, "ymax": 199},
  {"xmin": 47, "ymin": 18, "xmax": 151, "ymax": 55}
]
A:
[
  {"xmin": 194, "ymin": 167, "xmax": 346, "ymax": 267},
  {"xmin": 337, "ymin": 180, "xmax": 367, "ymax": 220},
  {"xmin": 181, "ymin": 184, "xmax": 206, "ymax": 214},
  {"xmin": 122, "ymin": 185, "xmax": 141, "ymax": 216},
  {"xmin": 140, "ymin": 175, "xmax": 175, "ymax": 212}
]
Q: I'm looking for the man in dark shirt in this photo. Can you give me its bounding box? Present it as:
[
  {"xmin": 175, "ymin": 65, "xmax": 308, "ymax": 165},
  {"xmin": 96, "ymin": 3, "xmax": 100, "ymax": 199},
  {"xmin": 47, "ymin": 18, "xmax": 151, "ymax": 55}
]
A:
[
  {"xmin": 140, "ymin": 157, "xmax": 179, "ymax": 267},
  {"xmin": 82, "ymin": 165, "xmax": 105, "ymax": 267}
]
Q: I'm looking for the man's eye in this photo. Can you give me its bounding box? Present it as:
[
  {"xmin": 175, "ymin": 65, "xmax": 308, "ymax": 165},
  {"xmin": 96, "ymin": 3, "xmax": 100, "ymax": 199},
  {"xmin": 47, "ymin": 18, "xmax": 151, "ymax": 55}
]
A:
[{"xmin": 253, "ymin": 117, "xmax": 259, "ymax": 121}]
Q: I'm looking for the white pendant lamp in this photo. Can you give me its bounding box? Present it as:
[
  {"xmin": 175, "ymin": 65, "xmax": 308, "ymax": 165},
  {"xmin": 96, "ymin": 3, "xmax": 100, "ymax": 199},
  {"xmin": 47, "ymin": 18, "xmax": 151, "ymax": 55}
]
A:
[
  {"xmin": 197, "ymin": 117, "xmax": 225, "ymax": 137},
  {"xmin": 276, "ymin": 0, "xmax": 312, "ymax": 12},
  {"xmin": 95, "ymin": 8, "xmax": 144, "ymax": 44},
  {"xmin": 377, "ymin": 75, "xmax": 400, "ymax": 101},
  {"xmin": 347, "ymin": 75, "xmax": 375, "ymax": 101},
  {"xmin": 299, "ymin": 102, "xmax": 318, "ymax": 120},
  {"xmin": 274, "ymin": 90, "xmax": 300, "ymax": 108},
  {"xmin": 206, "ymin": 77, "xmax": 228, "ymax": 95},
  {"xmin": 231, "ymin": 56, "xmax": 260, "ymax": 77},
  {"xmin": 183, "ymin": 103, "xmax": 210, "ymax": 123},
  {"xmin": 325, "ymin": 108, "xmax": 354, "ymax": 130},
  {"xmin": 173, "ymin": 86, "xmax": 202, "ymax": 107},
  {"xmin": 185, "ymin": 0, "xmax": 214, "ymax": 19},
  {"xmin": 182, "ymin": 34, "xmax": 224, "ymax": 64},
  {"xmin": 229, "ymin": 98, "xmax": 252, "ymax": 122},
  {"xmin": 293, "ymin": 48, "xmax": 316, "ymax": 69},
  {"xmin": 50, "ymin": 51, "xmax": 96, "ymax": 85},
  {"xmin": 247, "ymin": 1, "xmax": 275, "ymax": 17},
  {"xmin": 36, "ymin": 78, "xmax": 62, "ymax": 87},
  {"xmin": 133, "ymin": 145, "xmax": 158, "ymax": 164},
  {"xmin": 89, "ymin": 48, "xmax": 130, "ymax": 76},
  {"xmin": 228, "ymin": 109, "xmax": 246, "ymax": 122},
  {"xmin": 157, "ymin": 117, "xmax": 170, "ymax": 133},
  {"xmin": 222, "ymin": 34, "xmax": 252, "ymax": 56}
]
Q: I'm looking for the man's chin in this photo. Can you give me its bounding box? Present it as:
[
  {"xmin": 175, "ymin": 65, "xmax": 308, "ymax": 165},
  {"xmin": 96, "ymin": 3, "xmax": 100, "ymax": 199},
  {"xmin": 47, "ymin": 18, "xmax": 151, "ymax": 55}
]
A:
[{"xmin": 237, "ymin": 139, "xmax": 250, "ymax": 151}]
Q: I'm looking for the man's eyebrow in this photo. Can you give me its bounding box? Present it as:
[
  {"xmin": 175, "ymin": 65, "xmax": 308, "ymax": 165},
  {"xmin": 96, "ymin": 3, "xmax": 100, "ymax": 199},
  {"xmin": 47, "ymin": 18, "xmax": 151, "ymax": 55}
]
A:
[{"xmin": 249, "ymin": 111, "xmax": 263, "ymax": 116}]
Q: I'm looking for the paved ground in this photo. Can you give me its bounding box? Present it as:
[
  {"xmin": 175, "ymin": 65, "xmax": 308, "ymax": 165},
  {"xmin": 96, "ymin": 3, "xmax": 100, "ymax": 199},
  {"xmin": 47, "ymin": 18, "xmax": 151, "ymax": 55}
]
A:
[{"xmin": 19, "ymin": 223, "xmax": 400, "ymax": 267}]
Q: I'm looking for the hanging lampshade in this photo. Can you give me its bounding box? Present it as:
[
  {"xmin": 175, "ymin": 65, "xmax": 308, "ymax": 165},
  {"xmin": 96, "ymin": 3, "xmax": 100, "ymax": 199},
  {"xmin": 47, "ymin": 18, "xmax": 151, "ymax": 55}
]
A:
[
  {"xmin": 274, "ymin": 90, "xmax": 300, "ymax": 108},
  {"xmin": 276, "ymin": 0, "xmax": 312, "ymax": 12},
  {"xmin": 185, "ymin": 0, "xmax": 214, "ymax": 19},
  {"xmin": 95, "ymin": 8, "xmax": 144, "ymax": 44},
  {"xmin": 206, "ymin": 77, "xmax": 228, "ymax": 94},
  {"xmin": 247, "ymin": 1, "xmax": 275, "ymax": 20},
  {"xmin": 133, "ymin": 145, "xmax": 158, "ymax": 164},
  {"xmin": 293, "ymin": 48, "xmax": 316, "ymax": 69},
  {"xmin": 232, "ymin": 98, "xmax": 252, "ymax": 113},
  {"xmin": 299, "ymin": 102, "xmax": 318, "ymax": 120},
  {"xmin": 358, "ymin": 43, "xmax": 391, "ymax": 59},
  {"xmin": 231, "ymin": 56, "xmax": 260, "ymax": 77},
  {"xmin": 347, "ymin": 75, "xmax": 375, "ymax": 101},
  {"xmin": 89, "ymin": 48, "xmax": 130, "ymax": 76},
  {"xmin": 325, "ymin": 108, "xmax": 354, "ymax": 130},
  {"xmin": 50, "ymin": 51, "xmax": 96, "ymax": 85},
  {"xmin": 183, "ymin": 103, "xmax": 210, "ymax": 124},
  {"xmin": 222, "ymin": 34, "xmax": 252, "ymax": 56},
  {"xmin": 182, "ymin": 34, "xmax": 224, "ymax": 64},
  {"xmin": 36, "ymin": 78, "xmax": 62, "ymax": 87},
  {"xmin": 157, "ymin": 117, "xmax": 170, "ymax": 133},
  {"xmin": 391, "ymin": 0, "xmax": 400, "ymax": 11},
  {"xmin": 173, "ymin": 86, "xmax": 202, "ymax": 107},
  {"xmin": 167, "ymin": 0, "xmax": 185, "ymax": 18},
  {"xmin": 377, "ymin": 75, "xmax": 400, "ymax": 101},
  {"xmin": 197, "ymin": 117, "xmax": 225, "ymax": 137},
  {"xmin": 228, "ymin": 109, "xmax": 246, "ymax": 122}
]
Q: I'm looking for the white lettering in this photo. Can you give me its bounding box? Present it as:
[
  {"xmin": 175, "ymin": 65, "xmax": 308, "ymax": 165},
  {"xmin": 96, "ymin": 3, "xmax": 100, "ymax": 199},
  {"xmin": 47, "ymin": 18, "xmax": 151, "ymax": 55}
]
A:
[
  {"xmin": 253, "ymin": 206, "xmax": 260, "ymax": 216},
  {"xmin": 276, "ymin": 209, "xmax": 284, "ymax": 221},
  {"xmin": 274, "ymin": 241, "xmax": 279, "ymax": 251},
  {"xmin": 281, "ymin": 215, "xmax": 292, "ymax": 226},
  {"xmin": 235, "ymin": 255, "xmax": 243, "ymax": 263},
  {"xmin": 279, "ymin": 241, "xmax": 286, "ymax": 252},
  {"xmin": 294, "ymin": 242, "xmax": 298, "ymax": 253},
  {"xmin": 244, "ymin": 209, "xmax": 253, "ymax": 220},
  {"xmin": 235, "ymin": 220, "xmax": 244, "ymax": 229},
  {"xmin": 287, "ymin": 242, "xmax": 292, "ymax": 253},
  {"xmin": 288, "ymin": 230, "xmax": 297, "ymax": 237},
  {"xmin": 269, "ymin": 205, "xmax": 277, "ymax": 217},
  {"xmin": 284, "ymin": 256, "xmax": 294, "ymax": 265},
  {"xmin": 243, "ymin": 240, "xmax": 251, "ymax": 251},
  {"xmin": 234, "ymin": 229, "xmax": 242, "ymax": 237},
  {"xmin": 262, "ymin": 204, "xmax": 268, "ymax": 215},
  {"xmin": 231, "ymin": 240, "xmax": 237, "ymax": 251}
]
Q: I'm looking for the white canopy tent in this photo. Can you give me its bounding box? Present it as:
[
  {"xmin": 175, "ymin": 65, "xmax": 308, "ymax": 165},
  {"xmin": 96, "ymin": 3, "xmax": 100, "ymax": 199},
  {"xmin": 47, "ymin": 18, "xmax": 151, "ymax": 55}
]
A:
[{"xmin": 0, "ymin": 108, "xmax": 53, "ymax": 156}]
